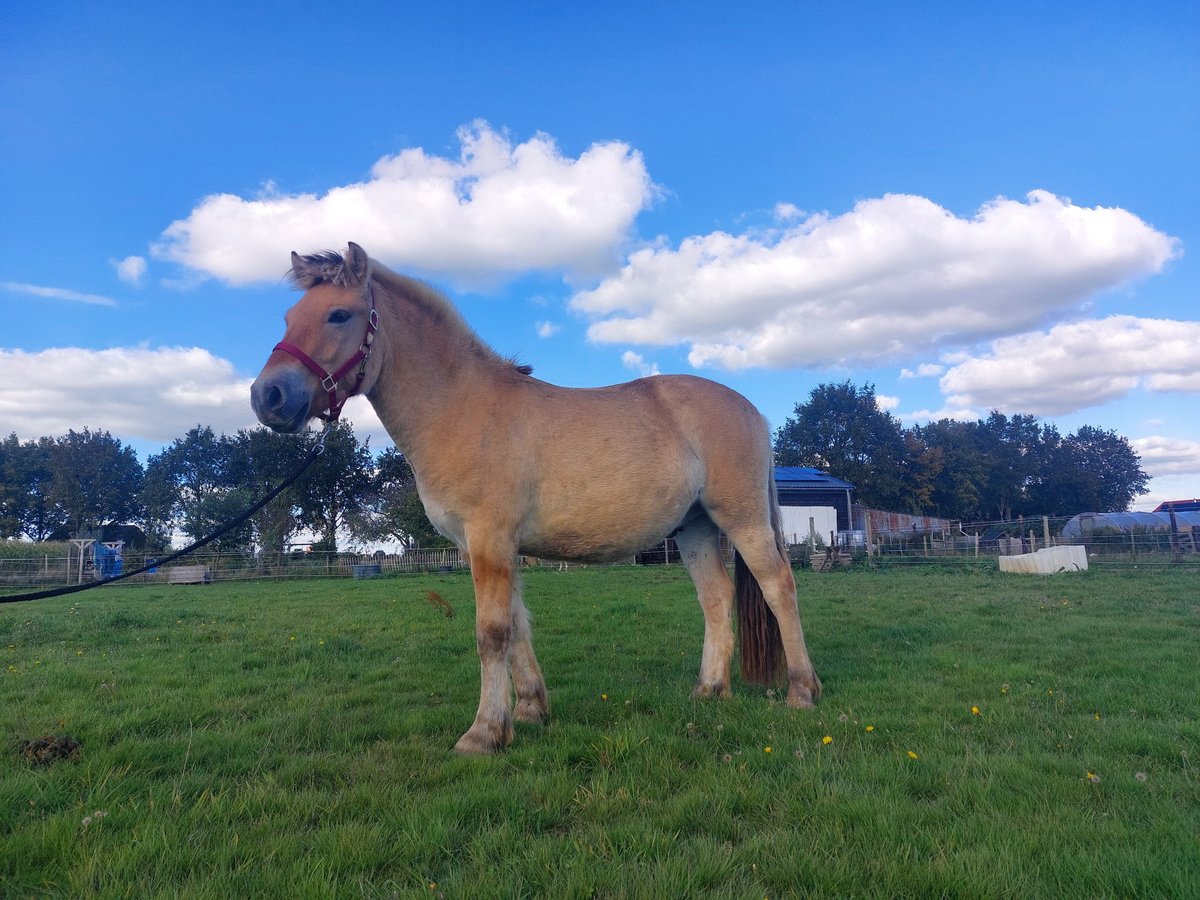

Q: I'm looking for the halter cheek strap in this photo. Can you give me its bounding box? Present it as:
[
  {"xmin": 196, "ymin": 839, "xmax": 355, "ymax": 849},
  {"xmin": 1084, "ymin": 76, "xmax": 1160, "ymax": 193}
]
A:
[{"xmin": 273, "ymin": 287, "xmax": 380, "ymax": 422}]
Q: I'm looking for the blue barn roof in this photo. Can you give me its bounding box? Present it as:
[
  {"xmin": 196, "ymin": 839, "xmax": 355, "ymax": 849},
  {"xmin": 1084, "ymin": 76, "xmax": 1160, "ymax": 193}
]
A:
[{"xmin": 774, "ymin": 466, "xmax": 855, "ymax": 491}]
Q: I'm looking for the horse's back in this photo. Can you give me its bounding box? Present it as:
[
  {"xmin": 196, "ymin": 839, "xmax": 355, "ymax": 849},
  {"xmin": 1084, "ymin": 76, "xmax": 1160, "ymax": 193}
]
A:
[{"xmin": 510, "ymin": 374, "xmax": 775, "ymax": 560}]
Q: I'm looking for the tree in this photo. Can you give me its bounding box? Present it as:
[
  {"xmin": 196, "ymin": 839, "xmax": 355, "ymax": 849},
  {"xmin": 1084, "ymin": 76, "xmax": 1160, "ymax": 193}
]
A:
[
  {"xmin": 144, "ymin": 425, "xmax": 251, "ymax": 551},
  {"xmin": 1030, "ymin": 425, "xmax": 1148, "ymax": 514},
  {"xmin": 354, "ymin": 447, "xmax": 452, "ymax": 548},
  {"xmin": 293, "ymin": 422, "xmax": 373, "ymax": 552},
  {"xmin": 774, "ymin": 381, "xmax": 912, "ymax": 510},
  {"xmin": 228, "ymin": 426, "xmax": 315, "ymax": 553},
  {"xmin": 44, "ymin": 429, "xmax": 143, "ymax": 536},
  {"xmin": 1, "ymin": 435, "xmax": 62, "ymax": 540}
]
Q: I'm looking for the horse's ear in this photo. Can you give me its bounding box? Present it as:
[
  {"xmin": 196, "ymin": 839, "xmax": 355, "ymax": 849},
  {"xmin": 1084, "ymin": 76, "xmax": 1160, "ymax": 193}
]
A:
[{"xmin": 345, "ymin": 242, "xmax": 370, "ymax": 286}]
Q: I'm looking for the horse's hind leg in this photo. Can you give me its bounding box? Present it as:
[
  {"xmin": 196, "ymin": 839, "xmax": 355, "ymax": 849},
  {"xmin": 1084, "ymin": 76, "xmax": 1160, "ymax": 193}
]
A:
[
  {"xmin": 727, "ymin": 526, "xmax": 822, "ymax": 708},
  {"xmin": 675, "ymin": 518, "xmax": 735, "ymax": 699},
  {"xmin": 510, "ymin": 587, "xmax": 549, "ymax": 724}
]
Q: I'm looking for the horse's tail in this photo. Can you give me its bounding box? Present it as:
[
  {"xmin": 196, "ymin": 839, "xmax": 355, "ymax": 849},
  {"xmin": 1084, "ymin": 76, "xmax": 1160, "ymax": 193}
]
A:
[{"xmin": 735, "ymin": 474, "xmax": 786, "ymax": 685}]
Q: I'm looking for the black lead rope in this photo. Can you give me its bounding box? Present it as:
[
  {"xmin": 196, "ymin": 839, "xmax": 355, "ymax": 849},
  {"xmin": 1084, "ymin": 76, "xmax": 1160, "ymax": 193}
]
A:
[{"xmin": 0, "ymin": 435, "xmax": 326, "ymax": 605}]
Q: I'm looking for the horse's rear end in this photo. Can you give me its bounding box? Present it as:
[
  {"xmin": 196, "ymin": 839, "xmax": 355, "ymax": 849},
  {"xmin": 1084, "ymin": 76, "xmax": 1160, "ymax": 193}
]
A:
[{"xmin": 503, "ymin": 373, "xmax": 821, "ymax": 708}]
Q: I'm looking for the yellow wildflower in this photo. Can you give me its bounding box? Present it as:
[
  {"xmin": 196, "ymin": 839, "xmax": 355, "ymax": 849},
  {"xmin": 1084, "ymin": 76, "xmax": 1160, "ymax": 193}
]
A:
[
  {"xmin": 865, "ymin": 725, "xmax": 875, "ymax": 732},
  {"xmin": 971, "ymin": 706, "xmax": 980, "ymax": 716},
  {"xmin": 907, "ymin": 750, "xmax": 919, "ymax": 760},
  {"xmin": 764, "ymin": 746, "xmax": 772, "ymax": 753},
  {"xmin": 822, "ymin": 735, "xmax": 833, "ymax": 745}
]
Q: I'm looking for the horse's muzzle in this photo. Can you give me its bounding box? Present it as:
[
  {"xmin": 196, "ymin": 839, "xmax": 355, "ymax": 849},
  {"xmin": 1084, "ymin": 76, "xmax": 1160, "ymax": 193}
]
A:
[{"xmin": 251, "ymin": 368, "xmax": 312, "ymax": 433}]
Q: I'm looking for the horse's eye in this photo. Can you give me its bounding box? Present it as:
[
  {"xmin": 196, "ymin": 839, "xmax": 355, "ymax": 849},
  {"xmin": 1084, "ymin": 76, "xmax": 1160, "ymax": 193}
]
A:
[{"xmin": 327, "ymin": 309, "xmax": 351, "ymax": 325}]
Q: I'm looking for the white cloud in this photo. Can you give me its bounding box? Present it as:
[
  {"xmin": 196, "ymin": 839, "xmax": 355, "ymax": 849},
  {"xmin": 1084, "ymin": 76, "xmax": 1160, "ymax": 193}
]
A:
[
  {"xmin": 0, "ymin": 347, "xmax": 254, "ymax": 441},
  {"xmin": 153, "ymin": 121, "xmax": 657, "ymax": 286},
  {"xmin": 113, "ymin": 255, "xmax": 147, "ymax": 285},
  {"xmin": 0, "ymin": 346, "xmax": 396, "ymax": 453},
  {"xmin": 3, "ymin": 282, "xmax": 118, "ymax": 307},
  {"xmin": 621, "ymin": 350, "xmax": 660, "ymax": 377},
  {"xmin": 536, "ymin": 320, "xmax": 561, "ymax": 338},
  {"xmin": 571, "ymin": 190, "xmax": 1179, "ymax": 370},
  {"xmin": 875, "ymin": 394, "xmax": 901, "ymax": 412},
  {"xmin": 900, "ymin": 363, "xmax": 945, "ymax": 379},
  {"xmin": 894, "ymin": 404, "xmax": 981, "ymax": 424},
  {"xmin": 774, "ymin": 202, "xmax": 804, "ymax": 222},
  {"xmin": 938, "ymin": 315, "xmax": 1200, "ymax": 415},
  {"xmin": 1131, "ymin": 436, "xmax": 1200, "ymax": 478}
]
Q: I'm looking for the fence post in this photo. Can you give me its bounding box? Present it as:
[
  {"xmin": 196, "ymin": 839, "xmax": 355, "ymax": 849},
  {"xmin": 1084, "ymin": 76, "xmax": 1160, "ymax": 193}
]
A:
[{"xmin": 1043, "ymin": 516, "xmax": 1051, "ymax": 549}]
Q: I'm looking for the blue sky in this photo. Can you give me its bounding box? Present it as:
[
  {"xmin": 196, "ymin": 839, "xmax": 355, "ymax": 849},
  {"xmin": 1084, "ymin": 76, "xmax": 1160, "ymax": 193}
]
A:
[{"xmin": 2, "ymin": 1, "xmax": 1198, "ymax": 511}]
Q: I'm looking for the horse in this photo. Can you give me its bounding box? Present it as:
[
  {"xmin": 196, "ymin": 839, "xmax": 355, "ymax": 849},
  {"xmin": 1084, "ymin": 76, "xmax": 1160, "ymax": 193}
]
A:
[{"xmin": 251, "ymin": 243, "xmax": 822, "ymax": 754}]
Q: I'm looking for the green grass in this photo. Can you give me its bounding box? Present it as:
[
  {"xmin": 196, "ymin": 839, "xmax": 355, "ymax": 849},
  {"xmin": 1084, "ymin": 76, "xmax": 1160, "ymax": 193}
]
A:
[{"xmin": 2, "ymin": 566, "xmax": 1197, "ymax": 898}]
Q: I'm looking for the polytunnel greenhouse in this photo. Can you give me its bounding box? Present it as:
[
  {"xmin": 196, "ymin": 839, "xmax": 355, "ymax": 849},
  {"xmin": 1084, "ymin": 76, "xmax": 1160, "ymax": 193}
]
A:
[{"xmin": 1061, "ymin": 510, "xmax": 1200, "ymax": 538}]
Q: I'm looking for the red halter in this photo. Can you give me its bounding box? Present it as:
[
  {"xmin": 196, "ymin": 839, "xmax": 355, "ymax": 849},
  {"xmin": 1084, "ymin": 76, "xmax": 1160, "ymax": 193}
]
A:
[{"xmin": 273, "ymin": 285, "xmax": 380, "ymax": 422}]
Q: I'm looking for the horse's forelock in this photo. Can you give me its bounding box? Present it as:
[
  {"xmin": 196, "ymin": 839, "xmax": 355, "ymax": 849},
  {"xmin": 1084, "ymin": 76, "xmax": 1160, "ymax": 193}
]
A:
[{"xmin": 287, "ymin": 250, "xmax": 350, "ymax": 290}]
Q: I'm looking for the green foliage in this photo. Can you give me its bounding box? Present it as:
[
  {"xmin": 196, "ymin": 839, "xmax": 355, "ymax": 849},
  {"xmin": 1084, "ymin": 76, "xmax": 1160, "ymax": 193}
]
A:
[
  {"xmin": 776, "ymin": 382, "xmax": 1151, "ymax": 519},
  {"xmin": 2, "ymin": 567, "xmax": 1195, "ymax": 896}
]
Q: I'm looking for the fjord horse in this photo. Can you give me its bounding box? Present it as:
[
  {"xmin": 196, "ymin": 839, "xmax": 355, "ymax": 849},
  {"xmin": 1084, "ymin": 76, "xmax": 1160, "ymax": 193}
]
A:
[{"xmin": 251, "ymin": 243, "xmax": 821, "ymax": 754}]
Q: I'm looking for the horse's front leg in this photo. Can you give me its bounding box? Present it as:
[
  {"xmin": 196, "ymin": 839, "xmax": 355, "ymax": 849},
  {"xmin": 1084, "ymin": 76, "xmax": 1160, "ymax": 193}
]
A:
[{"xmin": 455, "ymin": 551, "xmax": 517, "ymax": 755}]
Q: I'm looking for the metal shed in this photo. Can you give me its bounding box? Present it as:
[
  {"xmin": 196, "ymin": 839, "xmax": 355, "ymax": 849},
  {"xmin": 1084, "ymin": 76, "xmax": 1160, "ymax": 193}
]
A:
[{"xmin": 774, "ymin": 467, "xmax": 855, "ymax": 532}]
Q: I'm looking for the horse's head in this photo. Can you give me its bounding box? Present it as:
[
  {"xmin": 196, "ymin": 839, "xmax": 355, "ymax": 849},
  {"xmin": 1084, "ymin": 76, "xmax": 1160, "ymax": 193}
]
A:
[{"xmin": 251, "ymin": 242, "xmax": 380, "ymax": 432}]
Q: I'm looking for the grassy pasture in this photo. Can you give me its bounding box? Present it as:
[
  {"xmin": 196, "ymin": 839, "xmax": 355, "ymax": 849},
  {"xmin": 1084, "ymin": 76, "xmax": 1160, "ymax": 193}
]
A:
[{"xmin": 2, "ymin": 565, "xmax": 1197, "ymax": 898}]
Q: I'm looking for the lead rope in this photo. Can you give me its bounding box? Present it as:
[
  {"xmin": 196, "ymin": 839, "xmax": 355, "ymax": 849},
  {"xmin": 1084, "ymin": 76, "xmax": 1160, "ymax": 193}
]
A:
[{"xmin": 0, "ymin": 428, "xmax": 329, "ymax": 605}]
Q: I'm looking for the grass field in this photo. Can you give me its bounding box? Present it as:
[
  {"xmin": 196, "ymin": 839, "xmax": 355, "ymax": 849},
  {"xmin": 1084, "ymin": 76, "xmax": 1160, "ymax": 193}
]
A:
[{"xmin": 2, "ymin": 565, "xmax": 1197, "ymax": 898}]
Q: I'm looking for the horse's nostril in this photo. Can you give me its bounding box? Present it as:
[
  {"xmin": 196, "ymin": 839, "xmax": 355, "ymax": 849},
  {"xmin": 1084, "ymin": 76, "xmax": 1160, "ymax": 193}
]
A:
[{"xmin": 267, "ymin": 385, "xmax": 284, "ymax": 411}]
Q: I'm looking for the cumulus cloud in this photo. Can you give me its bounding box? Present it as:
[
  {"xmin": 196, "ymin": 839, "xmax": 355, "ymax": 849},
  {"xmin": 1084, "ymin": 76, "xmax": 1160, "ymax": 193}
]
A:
[
  {"xmin": 0, "ymin": 346, "xmax": 395, "ymax": 452},
  {"xmin": 900, "ymin": 363, "xmax": 945, "ymax": 379},
  {"xmin": 0, "ymin": 347, "xmax": 255, "ymax": 441},
  {"xmin": 938, "ymin": 315, "xmax": 1200, "ymax": 416},
  {"xmin": 621, "ymin": 350, "xmax": 660, "ymax": 377},
  {"xmin": 536, "ymin": 320, "xmax": 561, "ymax": 338},
  {"xmin": 152, "ymin": 122, "xmax": 657, "ymax": 286},
  {"xmin": 1132, "ymin": 435, "xmax": 1200, "ymax": 478},
  {"xmin": 571, "ymin": 190, "xmax": 1179, "ymax": 370},
  {"xmin": 3, "ymin": 282, "xmax": 118, "ymax": 307},
  {"xmin": 112, "ymin": 255, "xmax": 147, "ymax": 285}
]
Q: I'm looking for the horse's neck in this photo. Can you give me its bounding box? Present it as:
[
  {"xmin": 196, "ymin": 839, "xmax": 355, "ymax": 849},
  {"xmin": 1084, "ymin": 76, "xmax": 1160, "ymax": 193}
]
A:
[{"xmin": 366, "ymin": 280, "xmax": 509, "ymax": 463}]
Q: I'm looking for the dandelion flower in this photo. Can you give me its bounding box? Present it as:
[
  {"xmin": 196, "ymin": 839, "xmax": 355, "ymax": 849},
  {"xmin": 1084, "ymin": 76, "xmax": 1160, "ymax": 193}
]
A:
[
  {"xmin": 838, "ymin": 712, "xmax": 849, "ymax": 722},
  {"xmin": 865, "ymin": 725, "xmax": 875, "ymax": 732},
  {"xmin": 1135, "ymin": 771, "xmax": 1148, "ymax": 782},
  {"xmin": 971, "ymin": 706, "xmax": 981, "ymax": 716},
  {"xmin": 1086, "ymin": 771, "xmax": 1100, "ymax": 784},
  {"xmin": 907, "ymin": 750, "xmax": 919, "ymax": 760},
  {"xmin": 764, "ymin": 746, "xmax": 772, "ymax": 753},
  {"xmin": 822, "ymin": 735, "xmax": 833, "ymax": 745},
  {"xmin": 1001, "ymin": 684, "xmax": 1009, "ymax": 695},
  {"xmin": 600, "ymin": 693, "xmax": 608, "ymax": 701}
]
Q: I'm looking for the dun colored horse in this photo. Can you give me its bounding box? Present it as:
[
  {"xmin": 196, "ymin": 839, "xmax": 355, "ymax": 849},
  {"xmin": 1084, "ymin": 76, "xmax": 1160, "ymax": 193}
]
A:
[{"xmin": 252, "ymin": 243, "xmax": 821, "ymax": 754}]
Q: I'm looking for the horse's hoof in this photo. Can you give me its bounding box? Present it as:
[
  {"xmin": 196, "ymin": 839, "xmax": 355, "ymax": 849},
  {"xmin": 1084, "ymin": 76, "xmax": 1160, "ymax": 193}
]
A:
[
  {"xmin": 453, "ymin": 718, "xmax": 513, "ymax": 755},
  {"xmin": 514, "ymin": 699, "xmax": 550, "ymax": 725},
  {"xmin": 691, "ymin": 681, "xmax": 731, "ymax": 700},
  {"xmin": 785, "ymin": 677, "xmax": 821, "ymax": 709}
]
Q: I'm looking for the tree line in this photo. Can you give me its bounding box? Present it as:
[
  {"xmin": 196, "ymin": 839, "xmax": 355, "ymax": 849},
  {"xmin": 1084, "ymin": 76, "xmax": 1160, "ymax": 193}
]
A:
[
  {"xmin": 0, "ymin": 424, "xmax": 449, "ymax": 552},
  {"xmin": 774, "ymin": 381, "xmax": 1149, "ymax": 520},
  {"xmin": 2, "ymin": 381, "xmax": 1150, "ymax": 550}
]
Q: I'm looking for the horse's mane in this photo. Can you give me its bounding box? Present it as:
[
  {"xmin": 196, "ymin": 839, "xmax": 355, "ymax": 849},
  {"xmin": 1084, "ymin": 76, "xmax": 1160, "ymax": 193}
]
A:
[{"xmin": 288, "ymin": 249, "xmax": 532, "ymax": 377}]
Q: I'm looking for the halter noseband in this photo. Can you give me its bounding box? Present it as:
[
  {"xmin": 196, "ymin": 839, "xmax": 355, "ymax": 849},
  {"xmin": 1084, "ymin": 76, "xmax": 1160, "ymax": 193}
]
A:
[{"xmin": 273, "ymin": 284, "xmax": 380, "ymax": 422}]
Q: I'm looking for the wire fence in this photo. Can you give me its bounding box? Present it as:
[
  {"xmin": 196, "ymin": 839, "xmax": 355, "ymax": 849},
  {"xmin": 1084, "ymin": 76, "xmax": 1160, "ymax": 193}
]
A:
[{"xmin": 2, "ymin": 514, "xmax": 1197, "ymax": 593}]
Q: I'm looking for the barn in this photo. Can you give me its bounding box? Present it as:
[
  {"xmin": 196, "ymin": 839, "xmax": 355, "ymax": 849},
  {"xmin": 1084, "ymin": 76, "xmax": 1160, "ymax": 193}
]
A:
[{"xmin": 773, "ymin": 466, "xmax": 855, "ymax": 532}]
